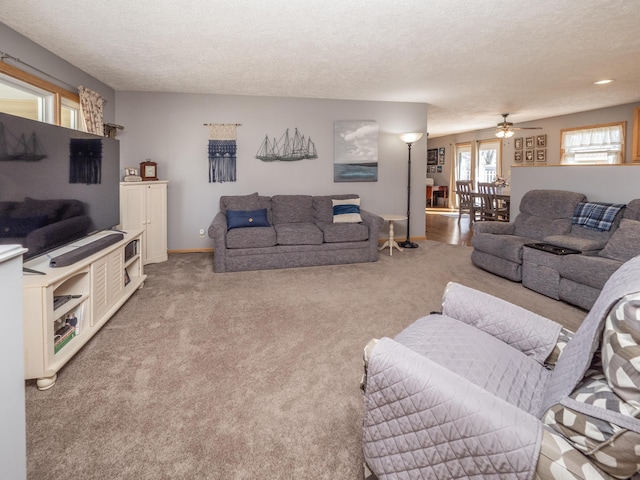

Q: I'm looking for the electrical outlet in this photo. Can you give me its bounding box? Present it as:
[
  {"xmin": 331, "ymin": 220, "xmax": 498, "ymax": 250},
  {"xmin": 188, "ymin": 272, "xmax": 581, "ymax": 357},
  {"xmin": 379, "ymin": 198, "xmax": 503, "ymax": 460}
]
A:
[{"xmin": 199, "ymin": 229, "xmax": 205, "ymax": 237}]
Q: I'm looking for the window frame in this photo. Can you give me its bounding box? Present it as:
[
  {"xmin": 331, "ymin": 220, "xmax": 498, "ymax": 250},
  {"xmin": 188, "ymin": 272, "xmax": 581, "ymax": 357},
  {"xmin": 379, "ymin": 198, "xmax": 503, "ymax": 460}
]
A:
[
  {"xmin": 0, "ymin": 61, "xmax": 81, "ymax": 128},
  {"xmin": 559, "ymin": 121, "xmax": 626, "ymax": 165}
]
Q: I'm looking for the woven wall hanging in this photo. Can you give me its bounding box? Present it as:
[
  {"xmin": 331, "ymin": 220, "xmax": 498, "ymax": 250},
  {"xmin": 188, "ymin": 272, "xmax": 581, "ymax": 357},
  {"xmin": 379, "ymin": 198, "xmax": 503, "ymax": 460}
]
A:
[{"xmin": 207, "ymin": 123, "xmax": 239, "ymax": 183}]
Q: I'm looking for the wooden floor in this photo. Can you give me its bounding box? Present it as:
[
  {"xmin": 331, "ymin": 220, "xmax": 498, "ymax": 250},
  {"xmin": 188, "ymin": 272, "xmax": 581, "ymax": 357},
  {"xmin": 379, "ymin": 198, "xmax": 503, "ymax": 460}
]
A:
[{"xmin": 425, "ymin": 208, "xmax": 474, "ymax": 246}]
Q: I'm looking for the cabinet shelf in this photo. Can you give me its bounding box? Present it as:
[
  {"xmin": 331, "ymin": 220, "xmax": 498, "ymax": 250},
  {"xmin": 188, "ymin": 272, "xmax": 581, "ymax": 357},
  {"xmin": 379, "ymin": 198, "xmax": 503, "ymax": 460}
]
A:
[{"xmin": 23, "ymin": 230, "xmax": 146, "ymax": 390}]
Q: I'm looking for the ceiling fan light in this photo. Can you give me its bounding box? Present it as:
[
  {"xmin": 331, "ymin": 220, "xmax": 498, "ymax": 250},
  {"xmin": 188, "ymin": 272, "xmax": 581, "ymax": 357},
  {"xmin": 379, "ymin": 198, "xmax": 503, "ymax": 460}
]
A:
[
  {"xmin": 495, "ymin": 130, "xmax": 506, "ymax": 138},
  {"xmin": 504, "ymin": 130, "xmax": 515, "ymax": 138}
]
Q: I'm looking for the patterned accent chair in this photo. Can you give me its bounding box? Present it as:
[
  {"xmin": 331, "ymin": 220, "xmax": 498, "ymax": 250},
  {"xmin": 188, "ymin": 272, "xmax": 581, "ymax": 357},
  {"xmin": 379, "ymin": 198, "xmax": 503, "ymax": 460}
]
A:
[{"xmin": 362, "ymin": 254, "xmax": 640, "ymax": 480}]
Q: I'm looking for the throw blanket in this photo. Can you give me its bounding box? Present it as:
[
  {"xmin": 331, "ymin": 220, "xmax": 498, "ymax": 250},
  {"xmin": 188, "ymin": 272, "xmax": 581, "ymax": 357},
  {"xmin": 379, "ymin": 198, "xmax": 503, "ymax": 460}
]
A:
[{"xmin": 572, "ymin": 201, "xmax": 625, "ymax": 231}]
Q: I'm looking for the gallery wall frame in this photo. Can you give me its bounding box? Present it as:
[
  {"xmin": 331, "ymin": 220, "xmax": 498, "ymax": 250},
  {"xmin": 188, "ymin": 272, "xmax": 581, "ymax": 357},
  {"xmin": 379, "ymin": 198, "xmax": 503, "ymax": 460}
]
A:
[
  {"xmin": 536, "ymin": 149, "xmax": 546, "ymax": 163},
  {"xmin": 514, "ymin": 137, "xmax": 523, "ymax": 150},
  {"xmin": 427, "ymin": 148, "xmax": 438, "ymax": 165},
  {"xmin": 525, "ymin": 137, "xmax": 535, "ymax": 149}
]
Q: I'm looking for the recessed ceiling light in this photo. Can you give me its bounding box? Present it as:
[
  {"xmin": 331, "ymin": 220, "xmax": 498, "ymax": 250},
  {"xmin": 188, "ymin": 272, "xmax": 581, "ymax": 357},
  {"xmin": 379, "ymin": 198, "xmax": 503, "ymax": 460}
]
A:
[{"xmin": 594, "ymin": 79, "xmax": 614, "ymax": 85}]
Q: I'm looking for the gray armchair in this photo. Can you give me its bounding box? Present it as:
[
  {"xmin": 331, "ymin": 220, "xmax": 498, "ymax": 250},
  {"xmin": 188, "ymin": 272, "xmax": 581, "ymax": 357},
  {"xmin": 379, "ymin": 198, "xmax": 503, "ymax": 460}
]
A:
[
  {"xmin": 362, "ymin": 254, "xmax": 640, "ymax": 480},
  {"xmin": 471, "ymin": 189, "xmax": 585, "ymax": 281}
]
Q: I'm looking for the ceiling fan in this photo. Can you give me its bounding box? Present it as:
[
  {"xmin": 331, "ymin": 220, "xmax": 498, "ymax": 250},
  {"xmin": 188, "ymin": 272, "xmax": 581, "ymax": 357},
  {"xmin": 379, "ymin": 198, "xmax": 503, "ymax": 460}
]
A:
[{"xmin": 495, "ymin": 113, "xmax": 542, "ymax": 138}]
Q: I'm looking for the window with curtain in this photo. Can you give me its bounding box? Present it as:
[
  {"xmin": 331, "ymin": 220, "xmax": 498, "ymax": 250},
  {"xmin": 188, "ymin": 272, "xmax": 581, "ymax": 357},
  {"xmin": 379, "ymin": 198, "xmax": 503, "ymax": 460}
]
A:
[{"xmin": 560, "ymin": 122, "xmax": 625, "ymax": 165}]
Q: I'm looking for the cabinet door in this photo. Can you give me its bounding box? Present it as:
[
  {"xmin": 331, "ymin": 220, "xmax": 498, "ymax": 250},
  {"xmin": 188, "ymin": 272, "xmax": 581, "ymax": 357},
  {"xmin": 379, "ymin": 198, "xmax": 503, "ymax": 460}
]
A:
[
  {"xmin": 120, "ymin": 184, "xmax": 146, "ymax": 231},
  {"xmin": 91, "ymin": 248, "xmax": 124, "ymax": 325},
  {"xmin": 144, "ymin": 184, "xmax": 168, "ymax": 264}
]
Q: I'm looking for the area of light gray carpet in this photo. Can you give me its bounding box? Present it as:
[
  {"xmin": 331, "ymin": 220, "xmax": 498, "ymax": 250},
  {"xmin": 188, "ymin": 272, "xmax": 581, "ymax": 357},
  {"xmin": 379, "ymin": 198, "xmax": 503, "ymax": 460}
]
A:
[{"xmin": 25, "ymin": 241, "xmax": 585, "ymax": 479}]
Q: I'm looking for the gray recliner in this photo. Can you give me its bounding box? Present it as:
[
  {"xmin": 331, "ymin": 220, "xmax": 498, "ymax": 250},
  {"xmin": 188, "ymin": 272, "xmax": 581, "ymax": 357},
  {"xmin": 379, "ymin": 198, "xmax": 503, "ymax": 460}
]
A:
[
  {"xmin": 362, "ymin": 254, "xmax": 640, "ymax": 480},
  {"xmin": 471, "ymin": 189, "xmax": 586, "ymax": 281}
]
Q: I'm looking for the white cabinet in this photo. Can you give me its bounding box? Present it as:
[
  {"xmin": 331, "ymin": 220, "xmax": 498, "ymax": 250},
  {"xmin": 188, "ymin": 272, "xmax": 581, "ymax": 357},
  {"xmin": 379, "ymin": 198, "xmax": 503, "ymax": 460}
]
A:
[
  {"xmin": 22, "ymin": 231, "xmax": 145, "ymax": 390},
  {"xmin": 120, "ymin": 181, "xmax": 168, "ymax": 265}
]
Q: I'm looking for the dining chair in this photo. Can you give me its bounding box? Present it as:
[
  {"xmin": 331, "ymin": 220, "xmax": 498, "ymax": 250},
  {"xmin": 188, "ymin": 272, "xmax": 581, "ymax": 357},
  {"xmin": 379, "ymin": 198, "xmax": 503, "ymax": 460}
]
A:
[
  {"xmin": 455, "ymin": 180, "xmax": 476, "ymax": 223},
  {"xmin": 477, "ymin": 182, "xmax": 509, "ymax": 221}
]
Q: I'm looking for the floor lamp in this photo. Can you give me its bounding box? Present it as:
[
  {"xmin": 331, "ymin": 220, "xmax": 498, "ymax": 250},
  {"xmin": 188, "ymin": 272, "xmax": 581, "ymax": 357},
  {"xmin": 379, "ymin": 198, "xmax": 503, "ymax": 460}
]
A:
[{"xmin": 398, "ymin": 132, "xmax": 423, "ymax": 249}]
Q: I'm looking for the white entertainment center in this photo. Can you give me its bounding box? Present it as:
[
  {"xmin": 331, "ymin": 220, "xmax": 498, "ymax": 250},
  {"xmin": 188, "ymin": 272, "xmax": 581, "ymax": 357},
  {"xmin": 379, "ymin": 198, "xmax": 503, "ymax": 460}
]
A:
[{"xmin": 22, "ymin": 230, "xmax": 146, "ymax": 390}]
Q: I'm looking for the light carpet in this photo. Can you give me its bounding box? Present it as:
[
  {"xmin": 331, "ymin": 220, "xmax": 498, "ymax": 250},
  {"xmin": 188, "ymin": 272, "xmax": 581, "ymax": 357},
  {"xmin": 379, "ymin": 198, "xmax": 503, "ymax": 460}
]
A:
[{"xmin": 25, "ymin": 241, "xmax": 585, "ymax": 479}]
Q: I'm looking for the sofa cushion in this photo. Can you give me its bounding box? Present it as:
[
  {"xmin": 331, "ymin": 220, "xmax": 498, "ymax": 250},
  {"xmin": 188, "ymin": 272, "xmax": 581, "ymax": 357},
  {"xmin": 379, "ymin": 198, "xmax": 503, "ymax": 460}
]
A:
[
  {"xmin": 312, "ymin": 194, "xmax": 359, "ymax": 223},
  {"xmin": 219, "ymin": 192, "xmax": 259, "ymax": 213},
  {"xmin": 514, "ymin": 213, "xmax": 572, "ymax": 240},
  {"xmin": 332, "ymin": 197, "xmax": 362, "ymax": 223},
  {"xmin": 226, "ymin": 226, "xmax": 276, "ymax": 249},
  {"xmin": 624, "ymin": 199, "xmax": 640, "ymax": 221},
  {"xmin": 226, "ymin": 208, "xmax": 270, "ymax": 230},
  {"xmin": 275, "ymin": 223, "xmax": 323, "ymax": 245},
  {"xmin": 559, "ymin": 254, "xmax": 622, "ymax": 290},
  {"xmin": 318, "ymin": 222, "xmax": 369, "ymax": 243},
  {"xmin": 271, "ymin": 195, "xmax": 313, "ymax": 224},
  {"xmin": 543, "ymin": 234, "xmax": 608, "ymax": 254},
  {"xmin": 598, "ymin": 219, "xmax": 640, "ymax": 263}
]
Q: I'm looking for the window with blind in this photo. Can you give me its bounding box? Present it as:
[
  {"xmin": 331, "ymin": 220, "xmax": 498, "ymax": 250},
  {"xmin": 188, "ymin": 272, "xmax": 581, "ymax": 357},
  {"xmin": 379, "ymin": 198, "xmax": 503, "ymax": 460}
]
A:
[{"xmin": 560, "ymin": 122, "xmax": 626, "ymax": 165}]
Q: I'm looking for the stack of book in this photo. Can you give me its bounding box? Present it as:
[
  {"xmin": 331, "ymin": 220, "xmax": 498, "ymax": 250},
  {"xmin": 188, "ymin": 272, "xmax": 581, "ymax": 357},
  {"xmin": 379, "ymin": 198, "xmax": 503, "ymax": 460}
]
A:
[{"xmin": 54, "ymin": 324, "xmax": 76, "ymax": 354}]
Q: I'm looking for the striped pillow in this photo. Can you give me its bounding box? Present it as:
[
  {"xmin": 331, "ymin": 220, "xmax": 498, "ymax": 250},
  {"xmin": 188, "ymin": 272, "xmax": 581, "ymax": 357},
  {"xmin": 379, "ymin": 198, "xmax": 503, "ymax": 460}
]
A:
[{"xmin": 332, "ymin": 197, "xmax": 362, "ymax": 223}]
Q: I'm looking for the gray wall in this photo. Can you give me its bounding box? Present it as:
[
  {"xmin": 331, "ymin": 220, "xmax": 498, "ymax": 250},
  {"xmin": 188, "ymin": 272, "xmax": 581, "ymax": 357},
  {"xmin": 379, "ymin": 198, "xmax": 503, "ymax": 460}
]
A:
[
  {"xmin": 0, "ymin": 23, "xmax": 116, "ymax": 121},
  {"xmin": 427, "ymin": 102, "xmax": 640, "ymax": 188},
  {"xmin": 115, "ymin": 92, "xmax": 428, "ymax": 251}
]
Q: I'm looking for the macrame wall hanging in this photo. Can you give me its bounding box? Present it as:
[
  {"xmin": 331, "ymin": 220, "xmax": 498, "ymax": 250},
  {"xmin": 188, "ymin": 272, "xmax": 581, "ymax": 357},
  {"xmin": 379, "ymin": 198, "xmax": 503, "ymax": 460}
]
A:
[
  {"xmin": 206, "ymin": 123, "xmax": 241, "ymax": 183},
  {"xmin": 69, "ymin": 138, "xmax": 102, "ymax": 184}
]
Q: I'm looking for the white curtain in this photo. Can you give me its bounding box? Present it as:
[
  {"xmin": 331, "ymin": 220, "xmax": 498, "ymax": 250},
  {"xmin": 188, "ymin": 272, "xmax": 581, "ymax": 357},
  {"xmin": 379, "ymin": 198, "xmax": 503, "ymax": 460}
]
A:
[
  {"xmin": 561, "ymin": 125, "xmax": 623, "ymax": 164},
  {"xmin": 78, "ymin": 86, "xmax": 105, "ymax": 136}
]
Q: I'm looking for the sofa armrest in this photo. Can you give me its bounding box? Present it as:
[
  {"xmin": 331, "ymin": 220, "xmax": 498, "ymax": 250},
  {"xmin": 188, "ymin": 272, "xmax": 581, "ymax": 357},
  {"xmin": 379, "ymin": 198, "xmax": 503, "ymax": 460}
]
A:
[
  {"xmin": 472, "ymin": 221, "xmax": 515, "ymax": 235},
  {"xmin": 441, "ymin": 282, "xmax": 563, "ymax": 363},
  {"xmin": 359, "ymin": 209, "xmax": 384, "ymax": 233},
  {"xmin": 363, "ymin": 337, "xmax": 541, "ymax": 478},
  {"xmin": 208, "ymin": 211, "xmax": 228, "ymax": 272}
]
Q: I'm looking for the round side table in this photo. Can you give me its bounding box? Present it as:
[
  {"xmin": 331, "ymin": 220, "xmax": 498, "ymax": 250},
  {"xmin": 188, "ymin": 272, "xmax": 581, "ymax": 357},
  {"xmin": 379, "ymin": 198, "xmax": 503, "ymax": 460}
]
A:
[{"xmin": 378, "ymin": 214, "xmax": 408, "ymax": 256}]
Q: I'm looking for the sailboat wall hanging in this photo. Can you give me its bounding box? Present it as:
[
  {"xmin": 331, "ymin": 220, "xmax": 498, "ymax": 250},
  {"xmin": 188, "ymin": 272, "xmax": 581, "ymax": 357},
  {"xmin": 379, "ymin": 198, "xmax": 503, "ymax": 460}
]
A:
[
  {"xmin": 207, "ymin": 123, "xmax": 239, "ymax": 183},
  {"xmin": 256, "ymin": 128, "xmax": 317, "ymax": 161},
  {"xmin": 0, "ymin": 122, "xmax": 47, "ymax": 161}
]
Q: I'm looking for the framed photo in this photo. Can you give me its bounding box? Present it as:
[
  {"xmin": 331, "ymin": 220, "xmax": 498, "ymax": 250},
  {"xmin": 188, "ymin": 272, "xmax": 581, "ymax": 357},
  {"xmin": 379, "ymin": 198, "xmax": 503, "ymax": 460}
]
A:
[
  {"xmin": 525, "ymin": 150, "xmax": 534, "ymax": 163},
  {"xmin": 525, "ymin": 137, "xmax": 535, "ymax": 149},
  {"xmin": 536, "ymin": 149, "xmax": 547, "ymax": 163},
  {"xmin": 125, "ymin": 167, "xmax": 139, "ymax": 176},
  {"xmin": 427, "ymin": 148, "xmax": 438, "ymax": 165},
  {"xmin": 514, "ymin": 137, "xmax": 523, "ymax": 150},
  {"xmin": 514, "ymin": 150, "xmax": 523, "ymax": 163},
  {"xmin": 438, "ymin": 147, "xmax": 445, "ymax": 164},
  {"xmin": 436, "ymin": 165, "xmax": 443, "ymax": 173},
  {"xmin": 536, "ymin": 134, "xmax": 547, "ymax": 148}
]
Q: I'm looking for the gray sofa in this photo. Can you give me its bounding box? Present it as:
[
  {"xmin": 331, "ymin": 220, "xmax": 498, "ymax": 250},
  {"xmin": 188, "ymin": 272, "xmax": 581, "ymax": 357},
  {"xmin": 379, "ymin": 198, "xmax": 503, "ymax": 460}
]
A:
[
  {"xmin": 208, "ymin": 192, "xmax": 384, "ymax": 272},
  {"xmin": 525, "ymin": 199, "xmax": 640, "ymax": 309},
  {"xmin": 471, "ymin": 189, "xmax": 586, "ymax": 282},
  {"xmin": 472, "ymin": 190, "xmax": 640, "ymax": 310}
]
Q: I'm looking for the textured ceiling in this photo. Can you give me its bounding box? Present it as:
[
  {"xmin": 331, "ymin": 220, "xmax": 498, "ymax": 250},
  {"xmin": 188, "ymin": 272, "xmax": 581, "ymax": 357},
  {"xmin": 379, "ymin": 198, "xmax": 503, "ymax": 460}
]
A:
[{"xmin": 1, "ymin": 0, "xmax": 640, "ymax": 137}]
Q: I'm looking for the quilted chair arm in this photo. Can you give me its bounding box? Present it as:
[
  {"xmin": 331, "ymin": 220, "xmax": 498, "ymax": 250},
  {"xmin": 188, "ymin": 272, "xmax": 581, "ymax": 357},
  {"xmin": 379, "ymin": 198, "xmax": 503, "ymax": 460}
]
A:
[
  {"xmin": 441, "ymin": 282, "xmax": 563, "ymax": 363},
  {"xmin": 363, "ymin": 337, "xmax": 542, "ymax": 479}
]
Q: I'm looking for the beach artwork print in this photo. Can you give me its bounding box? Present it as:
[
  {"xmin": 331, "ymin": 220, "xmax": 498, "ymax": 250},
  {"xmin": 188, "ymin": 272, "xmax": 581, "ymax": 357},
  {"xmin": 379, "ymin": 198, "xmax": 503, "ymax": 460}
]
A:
[{"xmin": 334, "ymin": 120, "xmax": 378, "ymax": 182}]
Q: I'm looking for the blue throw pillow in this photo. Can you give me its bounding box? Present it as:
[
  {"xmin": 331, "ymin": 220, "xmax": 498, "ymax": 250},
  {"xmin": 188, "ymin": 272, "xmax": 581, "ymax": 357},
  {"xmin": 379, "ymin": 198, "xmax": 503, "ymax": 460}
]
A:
[{"xmin": 226, "ymin": 208, "xmax": 271, "ymax": 230}]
